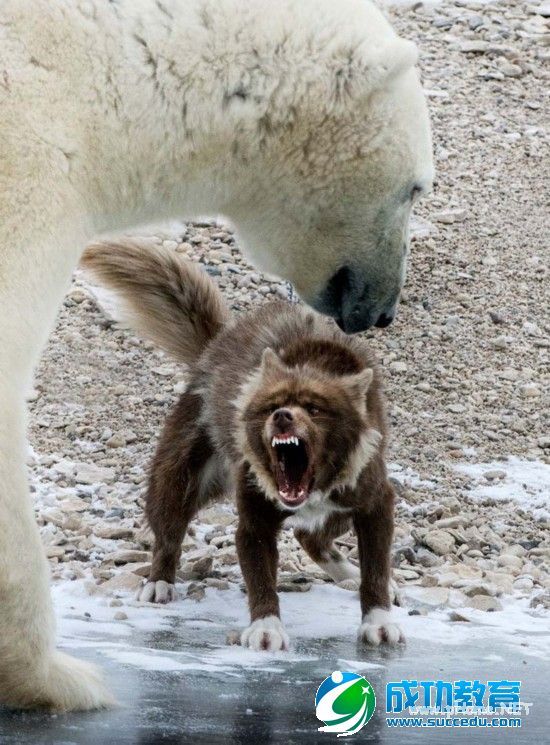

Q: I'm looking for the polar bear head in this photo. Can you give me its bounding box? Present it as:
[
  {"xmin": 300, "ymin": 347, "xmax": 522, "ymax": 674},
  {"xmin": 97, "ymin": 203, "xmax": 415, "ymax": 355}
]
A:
[{"xmin": 227, "ymin": 5, "xmax": 433, "ymax": 333}]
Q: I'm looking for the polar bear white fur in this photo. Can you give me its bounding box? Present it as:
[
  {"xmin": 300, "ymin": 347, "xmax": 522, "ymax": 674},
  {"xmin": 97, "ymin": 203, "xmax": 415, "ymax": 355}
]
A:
[{"xmin": 0, "ymin": 0, "xmax": 433, "ymax": 711}]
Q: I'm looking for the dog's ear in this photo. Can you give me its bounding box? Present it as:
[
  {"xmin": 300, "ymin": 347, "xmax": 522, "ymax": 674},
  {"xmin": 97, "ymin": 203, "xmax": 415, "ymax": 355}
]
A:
[
  {"xmin": 341, "ymin": 367, "xmax": 374, "ymax": 402},
  {"xmin": 260, "ymin": 348, "xmax": 289, "ymax": 378}
]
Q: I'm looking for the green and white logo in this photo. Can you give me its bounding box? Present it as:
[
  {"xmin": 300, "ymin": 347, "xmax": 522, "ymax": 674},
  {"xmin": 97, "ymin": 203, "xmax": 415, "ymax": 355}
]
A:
[{"xmin": 315, "ymin": 671, "xmax": 376, "ymax": 737}]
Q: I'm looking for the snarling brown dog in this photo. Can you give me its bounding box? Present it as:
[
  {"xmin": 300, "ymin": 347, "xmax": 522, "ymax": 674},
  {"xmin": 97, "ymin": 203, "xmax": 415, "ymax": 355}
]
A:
[{"xmin": 83, "ymin": 240, "xmax": 404, "ymax": 650}]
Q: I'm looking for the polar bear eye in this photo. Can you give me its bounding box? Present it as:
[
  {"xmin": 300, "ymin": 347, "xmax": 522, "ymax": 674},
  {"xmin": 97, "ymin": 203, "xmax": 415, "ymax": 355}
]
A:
[{"xmin": 411, "ymin": 184, "xmax": 423, "ymax": 202}]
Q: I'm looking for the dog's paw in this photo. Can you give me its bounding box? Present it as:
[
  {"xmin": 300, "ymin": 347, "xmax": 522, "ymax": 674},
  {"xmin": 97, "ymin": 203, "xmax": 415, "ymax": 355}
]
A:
[
  {"xmin": 136, "ymin": 580, "xmax": 176, "ymax": 604},
  {"xmin": 358, "ymin": 607, "xmax": 404, "ymax": 646},
  {"xmin": 241, "ymin": 616, "xmax": 289, "ymax": 651},
  {"xmin": 337, "ymin": 578, "xmax": 360, "ymax": 591}
]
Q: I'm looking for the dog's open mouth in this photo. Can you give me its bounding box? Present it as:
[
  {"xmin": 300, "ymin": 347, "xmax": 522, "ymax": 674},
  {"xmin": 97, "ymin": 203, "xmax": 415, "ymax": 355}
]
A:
[{"xmin": 270, "ymin": 434, "xmax": 313, "ymax": 507}]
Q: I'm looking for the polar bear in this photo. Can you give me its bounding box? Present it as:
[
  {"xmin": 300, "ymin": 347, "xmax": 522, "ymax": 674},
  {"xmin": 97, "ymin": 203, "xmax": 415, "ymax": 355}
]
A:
[{"xmin": 0, "ymin": 0, "xmax": 433, "ymax": 711}]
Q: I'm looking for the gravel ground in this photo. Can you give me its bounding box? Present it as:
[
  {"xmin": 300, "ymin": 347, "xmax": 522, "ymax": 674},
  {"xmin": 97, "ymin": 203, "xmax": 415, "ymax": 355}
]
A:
[{"xmin": 29, "ymin": 0, "xmax": 549, "ymax": 622}]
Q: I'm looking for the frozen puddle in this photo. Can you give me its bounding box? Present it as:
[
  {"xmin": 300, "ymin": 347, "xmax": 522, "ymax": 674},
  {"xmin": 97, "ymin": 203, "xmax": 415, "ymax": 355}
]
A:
[
  {"xmin": 0, "ymin": 581, "xmax": 547, "ymax": 743},
  {"xmin": 54, "ymin": 580, "xmax": 550, "ymax": 672},
  {"xmin": 455, "ymin": 457, "xmax": 550, "ymax": 520}
]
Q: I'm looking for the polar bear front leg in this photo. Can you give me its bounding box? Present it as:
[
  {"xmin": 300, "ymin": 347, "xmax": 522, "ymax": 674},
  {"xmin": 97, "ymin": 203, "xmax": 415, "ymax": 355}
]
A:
[{"xmin": 0, "ymin": 221, "xmax": 114, "ymax": 710}]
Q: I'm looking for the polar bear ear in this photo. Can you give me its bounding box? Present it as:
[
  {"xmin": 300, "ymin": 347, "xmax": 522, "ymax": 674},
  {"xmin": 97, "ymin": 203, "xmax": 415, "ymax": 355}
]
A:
[
  {"xmin": 334, "ymin": 38, "xmax": 419, "ymax": 102},
  {"xmin": 367, "ymin": 38, "xmax": 419, "ymax": 91}
]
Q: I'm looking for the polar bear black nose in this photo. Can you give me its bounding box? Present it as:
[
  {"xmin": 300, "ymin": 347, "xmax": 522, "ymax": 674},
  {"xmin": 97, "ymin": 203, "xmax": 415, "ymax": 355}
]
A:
[
  {"xmin": 374, "ymin": 312, "xmax": 394, "ymax": 328},
  {"xmin": 315, "ymin": 265, "xmax": 398, "ymax": 333}
]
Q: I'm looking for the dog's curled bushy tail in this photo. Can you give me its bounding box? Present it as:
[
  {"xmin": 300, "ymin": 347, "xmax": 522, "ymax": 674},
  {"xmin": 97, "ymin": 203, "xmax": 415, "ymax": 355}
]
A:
[{"xmin": 81, "ymin": 239, "xmax": 229, "ymax": 365}]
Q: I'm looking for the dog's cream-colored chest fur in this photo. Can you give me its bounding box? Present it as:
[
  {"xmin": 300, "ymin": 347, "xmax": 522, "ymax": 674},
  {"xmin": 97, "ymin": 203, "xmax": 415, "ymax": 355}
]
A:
[{"xmin": 283, "ymin": 491, "xmax": 351, "ymax": 532}]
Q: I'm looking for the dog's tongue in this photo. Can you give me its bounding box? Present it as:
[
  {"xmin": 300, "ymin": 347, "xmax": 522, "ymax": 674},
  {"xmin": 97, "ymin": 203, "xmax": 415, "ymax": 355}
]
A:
[{"xmin": 276, "ymin": 469, "xmax": 307, "ymax": 505}]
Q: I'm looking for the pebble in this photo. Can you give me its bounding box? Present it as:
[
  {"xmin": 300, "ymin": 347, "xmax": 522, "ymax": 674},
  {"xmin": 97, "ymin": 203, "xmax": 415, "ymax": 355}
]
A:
[
  {"xmin": 497, "ymin": 554, "xmax": 524, "ymax": 571},
  {"xmin": 226, "ymin": 630, "xmax": 241, "ymax": 646},
  {"xmin": 100, "ymin": 572, "xmax": 143, "ymax": 594},
  {"xmin": 104, "ymin": 549, "xmax": 150, "ymax": 565},
  {"xmin": 94, "ymin": 525, "xmax": 135, "ymax": 540},
  {"xmin": 106, "ymin": 434, "xmax": 127, "ymax": 448},
  {"xmin": 75, "ymin": 463, "xmax": 116, "ymax": 485},
  {"xmin": 178, "ymin": 555, "xmax": 214, "ymax": 581},
  {"xmin": 466, "ymin": 595, "xmax": 502, "ymax": 612},
  {"xmin": 389, "ymin": 361, "xmax": 408, "ymax": 374},
  {"xmin": 422, "ymin": 530, "xmax": 456, "ymax": 556}
]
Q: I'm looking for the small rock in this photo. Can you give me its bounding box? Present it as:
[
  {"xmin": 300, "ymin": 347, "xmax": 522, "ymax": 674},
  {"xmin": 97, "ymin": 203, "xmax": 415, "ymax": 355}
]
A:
[
  {"xmin": 406, "ymin": 586, "xmax": 450, "ymax": 608},
  {"xmin": 114, "ymin": 611, "xmax": 128, "ymax": 621},
  {"xmin": 94, "ymin": 525, "xmax": 135, "ymax": 540},
  {"xmin": 200, "ymin": 506, "xmax": 236, "ymax": 527},
  {"xmin": 278, "ymin": 581, "xmax": 312, "ymax": 592},
  {"xmin": 463, "ymin": 583, "xmax": 497, "ymax": 598},
  {"xmin": 422, "ymin": 530, "xmax": 456, "ymax": 556},
  {"xmin": 46, "ymin": 546, "xmax": 66, "ymax": 559},
  {"xmin": 484, "ymin": 470, "xmax": 506, "ymax": 481},
  {"xmin": 106, "ymin": 434, "xmax": 127, "ymax": 448},
  {"xmin": 186, "ymin": 584, "xmax": 206, "ymax": 602},
  {"xmin": 433, "ymin": 208, "xmax": 467, "ymax": 224},
  {"xmin": 520, "ymin": 384, "xmax": 540, "ymax": 397},
  {"xmin": 75, "ymin": 463, "xmax": 115, "ymax": 485},
  {"xmin": 415, "ymin": 548, "xmax": 442, "ymax": 567},
  {"xmin": 104, "ymin": 549, "xmax": 150, "ymax": 565},
  {"xmin": 389, "ymin": 361, "xmax": 408, "ymax": 374},
  {"xmin": 513, "ymin": 576, "xmax": 534, "ymax": 592},
  {"xmin": 466, "ymin": 595, "xmax": 502, "ymax": 612},
  {"xmin": 100, "ymin": 572, "xmax": 143, "ymax": 594},
  {"xmin": 59, "ymin": 497, "xmax": 89, "ymax": 513},
  {"xmin": 178, "ymin": 555, "xmax": 214, "ymax": 581},
  {"xmin": 529, "ymin": 591, "xmax": 550, "ymax": 610},
  {"xmin": 497, "ymin": 554, "xmax": 523, "ymax": 571},
  {"xmin": 226, "ymin": 630, "xmax": 241, "ymax": 646}
]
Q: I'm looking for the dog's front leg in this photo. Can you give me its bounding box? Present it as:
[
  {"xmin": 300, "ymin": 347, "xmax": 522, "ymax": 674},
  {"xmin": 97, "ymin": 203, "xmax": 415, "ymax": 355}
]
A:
[
  {"xmin": 353, "ymin": 479, "xmax": 404, "ymax": 647},
  {"xmin": 235, "ymin": 467, "xmax": 288, "ymax": 651}
]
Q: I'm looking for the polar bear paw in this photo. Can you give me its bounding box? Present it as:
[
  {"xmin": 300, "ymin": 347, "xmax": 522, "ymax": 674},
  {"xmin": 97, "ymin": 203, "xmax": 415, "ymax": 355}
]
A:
[
  {"xmin": 358, "ymin": 607, "xmax": 404, "ymax": 646},
  {"xmin": 136, "ymin": 580, "xmax": 176, "ymax": 604},
  {"xmin": 241, "ymin": 616, "xmax": 289, "ymax": 651},
  {"xmin": 1, "ymin": 651, "xmax": 115, "ymax": 712}
]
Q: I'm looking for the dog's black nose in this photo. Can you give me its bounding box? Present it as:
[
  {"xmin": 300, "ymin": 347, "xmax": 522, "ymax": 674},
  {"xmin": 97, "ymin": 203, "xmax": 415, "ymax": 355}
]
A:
[{"xmin": 273, "ymin": 408, "xmax": 293, "ymax": 426}]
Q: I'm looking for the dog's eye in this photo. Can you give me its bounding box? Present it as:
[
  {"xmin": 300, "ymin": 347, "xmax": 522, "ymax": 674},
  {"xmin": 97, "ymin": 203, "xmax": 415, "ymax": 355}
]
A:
[{"xmin": 305, "ymin": 404, "xmax": 320, "ymax": 416}]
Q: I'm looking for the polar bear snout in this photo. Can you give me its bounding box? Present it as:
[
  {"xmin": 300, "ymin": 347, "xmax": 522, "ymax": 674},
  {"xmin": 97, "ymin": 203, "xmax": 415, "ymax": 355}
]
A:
[{"xmin": 314, "ymin": 265, "xmax": 399, "ymax": 334}]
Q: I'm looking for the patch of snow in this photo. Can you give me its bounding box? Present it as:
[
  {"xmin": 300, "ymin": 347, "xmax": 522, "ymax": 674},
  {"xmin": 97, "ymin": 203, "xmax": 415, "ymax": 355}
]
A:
[
  {"xmin": 455, "ymin": 457, "xmax": 550, "ymax": 520},
  {"xmin": 388, "ymin": 462, "xmax": 437, "ymax": 491}
]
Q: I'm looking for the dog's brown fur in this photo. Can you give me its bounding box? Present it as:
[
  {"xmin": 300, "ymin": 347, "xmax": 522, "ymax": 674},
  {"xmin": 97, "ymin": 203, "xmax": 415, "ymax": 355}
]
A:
[{"xmin": 82, "ymin": 240, "xmax": 403, "ymax": 647}]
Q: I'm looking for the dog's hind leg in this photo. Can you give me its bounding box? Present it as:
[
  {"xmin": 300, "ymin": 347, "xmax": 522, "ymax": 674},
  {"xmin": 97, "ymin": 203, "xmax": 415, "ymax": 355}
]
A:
[
  {"xmin": 294, "ymin": 514, "xmax": 361, "ymax": 590},
  {"xmin": 138, "ymin": 392, "xmax": 226, "ymax": 603},
  {"xmin": 0, "ymin": 177, "xmax": 114, "ymax": 709}
]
